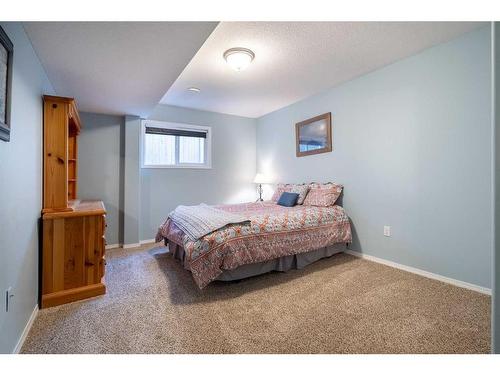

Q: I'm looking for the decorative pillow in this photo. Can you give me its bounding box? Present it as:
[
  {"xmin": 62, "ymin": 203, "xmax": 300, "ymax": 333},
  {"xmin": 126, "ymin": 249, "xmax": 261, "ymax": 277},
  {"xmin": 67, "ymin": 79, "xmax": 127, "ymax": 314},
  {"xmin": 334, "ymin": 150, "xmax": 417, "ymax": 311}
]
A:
[
  {"xmin": 271, "ymin": 184, "xmax": 288, "ymax": 202},
  {"xmin": 303, "ymin": 183, "xmax": 343, "ymax": 207},
  {"xmin": 271, "ymin": 184, "xmax": 309, "ymax": 204},
  {"xmin": 277, "ymin": 192, "xmax": 299, "ymax": 207},
  {"xmin": 288, "ymin": 184, "xmax": 309, "ymax": 205},
  {"xmin": 308, "ymin": 182, "xmax": 343, "ymax": 190}
]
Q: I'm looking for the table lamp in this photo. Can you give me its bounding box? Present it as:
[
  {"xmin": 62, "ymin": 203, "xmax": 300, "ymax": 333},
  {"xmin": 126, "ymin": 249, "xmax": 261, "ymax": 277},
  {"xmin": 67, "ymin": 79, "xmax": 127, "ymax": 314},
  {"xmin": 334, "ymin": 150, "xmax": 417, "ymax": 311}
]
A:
[{"xmin": 253, "ymin": 173, "xmax": 271, "ymax": 202}]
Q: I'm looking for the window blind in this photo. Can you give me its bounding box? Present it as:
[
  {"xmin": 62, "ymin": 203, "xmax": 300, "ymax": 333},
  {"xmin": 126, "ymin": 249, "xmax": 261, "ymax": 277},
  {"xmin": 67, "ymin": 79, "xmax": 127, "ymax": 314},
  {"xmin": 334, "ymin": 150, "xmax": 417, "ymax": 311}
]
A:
[{"xmin": 145, "ymin": 126, "xmax": 207, "ymax": 139}]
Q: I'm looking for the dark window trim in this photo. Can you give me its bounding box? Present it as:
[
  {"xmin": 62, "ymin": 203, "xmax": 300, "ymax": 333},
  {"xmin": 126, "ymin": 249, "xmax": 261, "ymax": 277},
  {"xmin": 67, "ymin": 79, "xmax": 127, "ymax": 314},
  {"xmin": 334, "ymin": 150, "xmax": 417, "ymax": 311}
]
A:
[
  {"xmin": 145, "ymin": 126, "xmax": 207, "ymax": 138},
  {"xmin": 0, "ymin": 25, "xmax": 14, "ymax": 142}
]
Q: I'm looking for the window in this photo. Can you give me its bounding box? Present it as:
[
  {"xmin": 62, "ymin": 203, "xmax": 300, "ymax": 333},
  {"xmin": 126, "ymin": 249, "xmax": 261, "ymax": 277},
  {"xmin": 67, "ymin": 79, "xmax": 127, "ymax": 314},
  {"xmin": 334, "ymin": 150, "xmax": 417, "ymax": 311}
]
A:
[{"xmin": 141, "ymin": 121, "xmax": 211, "ymax": 168}]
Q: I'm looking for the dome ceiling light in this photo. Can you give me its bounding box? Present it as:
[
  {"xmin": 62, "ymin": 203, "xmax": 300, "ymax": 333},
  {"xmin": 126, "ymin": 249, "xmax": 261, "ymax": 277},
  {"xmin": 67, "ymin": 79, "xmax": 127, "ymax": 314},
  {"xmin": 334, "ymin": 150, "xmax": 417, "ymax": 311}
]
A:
[
  {"xmin": 223, "ymin": 47, "xmax": 255, "ymax": 72},
  {"xmin": 187, "ymin": 87, "xmax": 201, "ymax": 92}
]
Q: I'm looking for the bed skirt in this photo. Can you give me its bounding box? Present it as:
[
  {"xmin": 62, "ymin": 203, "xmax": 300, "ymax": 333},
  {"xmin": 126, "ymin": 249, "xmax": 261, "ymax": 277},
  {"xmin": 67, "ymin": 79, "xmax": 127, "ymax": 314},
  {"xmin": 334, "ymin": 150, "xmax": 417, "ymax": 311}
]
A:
[{"xmin": 166, "ymin": 241, "xmax": 347, "ymax": 282}]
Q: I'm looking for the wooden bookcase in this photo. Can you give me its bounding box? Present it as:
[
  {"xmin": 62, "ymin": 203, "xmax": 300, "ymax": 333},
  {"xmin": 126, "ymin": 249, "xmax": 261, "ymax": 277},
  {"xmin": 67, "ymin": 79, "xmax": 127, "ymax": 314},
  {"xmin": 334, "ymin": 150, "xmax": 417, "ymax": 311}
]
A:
[
  {"xmin": 41, "ymin": 95, "xmax": 107, "ymax": 308},
  {"xmin": 68, "ymin": 133, "xmax": 77, "ymax": 200},
  {"xmin": 42, "ymin": 95, "xmax": 81, "ymax": 212}
]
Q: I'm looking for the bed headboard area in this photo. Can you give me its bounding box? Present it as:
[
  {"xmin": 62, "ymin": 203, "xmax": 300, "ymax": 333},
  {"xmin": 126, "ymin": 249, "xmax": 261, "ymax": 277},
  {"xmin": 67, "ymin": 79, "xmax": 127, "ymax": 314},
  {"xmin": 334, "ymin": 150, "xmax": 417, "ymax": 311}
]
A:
[
  {"xmin": 335, "ymin": 191, "xmax": 343, "ymax": 207},
  {"xmin": 272, "ymin": 182, "xmax": 344, "ymax": 207}
]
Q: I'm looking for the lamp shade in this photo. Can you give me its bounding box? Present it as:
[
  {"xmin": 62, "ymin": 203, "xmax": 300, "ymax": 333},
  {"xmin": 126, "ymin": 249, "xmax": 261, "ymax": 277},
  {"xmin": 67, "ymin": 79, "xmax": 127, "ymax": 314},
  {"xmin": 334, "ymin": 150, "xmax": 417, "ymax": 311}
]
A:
[{"xmin": 253, "ymin": 173, "xmax": 271, "ymax": 184}]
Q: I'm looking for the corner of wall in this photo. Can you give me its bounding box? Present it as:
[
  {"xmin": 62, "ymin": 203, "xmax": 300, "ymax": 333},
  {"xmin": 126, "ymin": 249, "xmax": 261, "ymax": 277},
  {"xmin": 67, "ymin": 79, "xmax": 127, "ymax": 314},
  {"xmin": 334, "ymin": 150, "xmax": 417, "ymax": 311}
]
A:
[{"xmin": 123, "ymin": 115, "xmax": 142, "ymax": 246}]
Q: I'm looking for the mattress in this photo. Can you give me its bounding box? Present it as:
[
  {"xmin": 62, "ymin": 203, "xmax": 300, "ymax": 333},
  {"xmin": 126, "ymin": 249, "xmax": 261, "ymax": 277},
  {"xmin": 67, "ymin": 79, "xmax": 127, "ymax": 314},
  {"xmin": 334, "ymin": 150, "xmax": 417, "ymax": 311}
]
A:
[{"xmin": 156, "ymin": 201, "xmax": 352, "ymax": 288}]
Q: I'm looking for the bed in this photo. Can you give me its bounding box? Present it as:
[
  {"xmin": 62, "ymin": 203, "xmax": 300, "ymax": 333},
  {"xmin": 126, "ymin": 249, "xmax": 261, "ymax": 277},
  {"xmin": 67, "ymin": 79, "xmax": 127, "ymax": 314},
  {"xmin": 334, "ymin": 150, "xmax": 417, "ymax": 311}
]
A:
[{"xmin": 155, "ymin": 199, "xmax": 352, "ymax": 289}]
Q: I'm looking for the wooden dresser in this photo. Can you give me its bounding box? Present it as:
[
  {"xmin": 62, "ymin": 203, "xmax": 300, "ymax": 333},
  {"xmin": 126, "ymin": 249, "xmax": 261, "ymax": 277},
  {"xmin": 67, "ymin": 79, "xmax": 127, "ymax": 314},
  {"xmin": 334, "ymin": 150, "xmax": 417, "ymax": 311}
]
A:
[{"xmin": 41, "ymin": 95, "xmax": 106, "ymax": 308}]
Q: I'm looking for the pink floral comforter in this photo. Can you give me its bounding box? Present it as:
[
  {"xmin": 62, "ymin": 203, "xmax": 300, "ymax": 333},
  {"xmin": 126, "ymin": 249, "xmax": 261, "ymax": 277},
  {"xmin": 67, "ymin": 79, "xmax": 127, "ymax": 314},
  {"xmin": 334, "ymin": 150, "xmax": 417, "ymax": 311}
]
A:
[{"xmin": 156, "ymin": 201, "xmax": 352, "ymax": 288}]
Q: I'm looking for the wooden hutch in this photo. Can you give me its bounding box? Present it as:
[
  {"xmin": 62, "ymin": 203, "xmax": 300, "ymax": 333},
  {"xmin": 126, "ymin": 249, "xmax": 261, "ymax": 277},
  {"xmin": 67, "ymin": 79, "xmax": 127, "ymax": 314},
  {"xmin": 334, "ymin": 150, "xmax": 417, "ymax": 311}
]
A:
[{"xmin": 41, "ymin": 95, "xmax": 106, "ymax": 308}]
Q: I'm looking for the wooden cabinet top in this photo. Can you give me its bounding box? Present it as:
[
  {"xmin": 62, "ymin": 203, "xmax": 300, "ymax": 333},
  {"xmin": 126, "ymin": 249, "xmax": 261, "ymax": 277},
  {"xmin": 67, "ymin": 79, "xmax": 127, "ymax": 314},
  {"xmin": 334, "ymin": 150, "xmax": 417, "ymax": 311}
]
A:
[
  {"xmin": 42, "ymin": 200, "xmax": 106, "ymax": 219},
  {"xmin": 43, "ymin": 95, "xmax": 82, "ymax": 134}
]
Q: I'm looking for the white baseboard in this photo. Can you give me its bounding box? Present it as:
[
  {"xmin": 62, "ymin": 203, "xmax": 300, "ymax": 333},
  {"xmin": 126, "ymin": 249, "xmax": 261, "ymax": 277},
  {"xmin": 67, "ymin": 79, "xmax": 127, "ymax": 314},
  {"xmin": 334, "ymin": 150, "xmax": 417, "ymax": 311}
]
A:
[
  {"xmin": 105, "ymin": 243, "xmax": 120, "ymax": 250},
  {"xmin": 121, "ymin": 239, "xmax": 156, "ymax": 249},
  {"xmin": 122, "ymin": 242, "xmax": 140, "ymax": 249},
  {"xmin": 345, "ymin": 250, "xmax": 491, "ymax": 295},
  {"xmin": 12, "ymin": 304, "xmax": 38, "ymax": 354}
]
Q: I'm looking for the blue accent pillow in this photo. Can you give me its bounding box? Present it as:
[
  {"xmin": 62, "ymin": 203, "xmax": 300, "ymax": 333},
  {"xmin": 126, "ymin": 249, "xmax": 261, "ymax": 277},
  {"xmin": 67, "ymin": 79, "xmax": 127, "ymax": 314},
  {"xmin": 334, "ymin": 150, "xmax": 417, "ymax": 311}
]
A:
[{"xmin": 277, "ymin": 192, "xmax": 299, "ymax": 207}]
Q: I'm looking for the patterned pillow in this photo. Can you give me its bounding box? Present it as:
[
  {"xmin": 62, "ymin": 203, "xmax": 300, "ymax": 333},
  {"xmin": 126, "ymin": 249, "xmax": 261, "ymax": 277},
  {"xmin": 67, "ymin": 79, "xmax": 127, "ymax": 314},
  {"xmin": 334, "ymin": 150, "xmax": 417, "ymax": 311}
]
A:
[
  {"xmin": 289, "ymin": 184, "xmax": 309, "ymax": 205},
  {"xmin": 271, "ymin": 184, "xmax": 310, "ymax": 205},
  {"xmin": 307, "ymin": 182, "xmax": 343, "ymax": 190},
  {"xmin": 303, "ymin": 183, "xmax": 343, "ymax": 207}
]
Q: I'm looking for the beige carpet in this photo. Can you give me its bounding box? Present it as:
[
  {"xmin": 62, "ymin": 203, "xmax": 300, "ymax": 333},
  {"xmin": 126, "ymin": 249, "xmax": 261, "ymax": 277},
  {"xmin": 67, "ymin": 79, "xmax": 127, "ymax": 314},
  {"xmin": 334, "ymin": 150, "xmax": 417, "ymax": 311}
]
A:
[{"xmin": 22, "ymin": 243, "xmax": 491, "ymax": 354}]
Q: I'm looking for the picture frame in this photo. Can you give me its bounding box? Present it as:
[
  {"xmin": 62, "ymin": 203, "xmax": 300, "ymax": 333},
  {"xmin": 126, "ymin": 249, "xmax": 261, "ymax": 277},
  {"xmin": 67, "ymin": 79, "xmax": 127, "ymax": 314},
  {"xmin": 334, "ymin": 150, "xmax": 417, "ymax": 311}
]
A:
[
  {"xmin": 295, "ymin": 112, "xmax": 332, "ymax": 157},
  {"xmin": 0, "ymin": 25, "xmax": 13, "ymax": 142}
]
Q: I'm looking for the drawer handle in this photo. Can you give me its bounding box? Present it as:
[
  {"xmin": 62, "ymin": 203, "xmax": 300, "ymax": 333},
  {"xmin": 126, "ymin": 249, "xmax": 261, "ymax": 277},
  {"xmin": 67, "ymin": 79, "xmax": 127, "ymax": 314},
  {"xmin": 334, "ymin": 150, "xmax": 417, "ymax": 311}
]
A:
[{"xmin": 85, "ymin": 261, "xmax": 95, "ymax": 267}]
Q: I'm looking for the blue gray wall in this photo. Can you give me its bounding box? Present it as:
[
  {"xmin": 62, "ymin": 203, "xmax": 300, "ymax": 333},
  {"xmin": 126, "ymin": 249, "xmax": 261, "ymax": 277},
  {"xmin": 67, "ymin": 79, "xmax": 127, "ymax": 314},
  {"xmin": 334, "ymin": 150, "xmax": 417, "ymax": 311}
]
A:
[
  {"xmin": 0, "ymin": 22, "xmax": 55, "ymax": 353},
  {"xmin": 256, "ymin": 26, "xmax": 492, "ymax": 289},
  {"xmin": 78, "ymin": 113, "xmax": 125, "ymax": 246},
  {"xmin": 493, "ymin": 22, "xmax": 500, "ymax": 354},
  {"xmin": 140, "ymin": 105, "xmax": 257, "ymax": 240}
]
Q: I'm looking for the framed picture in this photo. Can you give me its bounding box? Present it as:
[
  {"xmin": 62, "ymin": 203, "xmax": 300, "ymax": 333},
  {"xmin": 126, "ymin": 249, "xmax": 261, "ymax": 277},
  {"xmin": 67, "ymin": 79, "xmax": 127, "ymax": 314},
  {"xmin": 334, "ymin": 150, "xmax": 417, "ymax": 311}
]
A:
[
  {"xmin": 0, "ymin": 26, "xmax": 13, "ymax": 142},
  {"xmin": 295, "ymin": 112, "xmax": 332, "ymax": 157}
]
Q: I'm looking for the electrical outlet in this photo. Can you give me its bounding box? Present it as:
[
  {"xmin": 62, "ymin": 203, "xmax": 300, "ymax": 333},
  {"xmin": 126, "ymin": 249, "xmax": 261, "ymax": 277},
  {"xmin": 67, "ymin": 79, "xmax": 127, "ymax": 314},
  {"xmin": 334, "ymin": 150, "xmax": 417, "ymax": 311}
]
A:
[
  {"xmin": 384, "ymin": 226, "xmax": 391, "ymax": 237},
  {"xmin": 5, "ymin": 287, "xmax": 14, "ymax": 312}
]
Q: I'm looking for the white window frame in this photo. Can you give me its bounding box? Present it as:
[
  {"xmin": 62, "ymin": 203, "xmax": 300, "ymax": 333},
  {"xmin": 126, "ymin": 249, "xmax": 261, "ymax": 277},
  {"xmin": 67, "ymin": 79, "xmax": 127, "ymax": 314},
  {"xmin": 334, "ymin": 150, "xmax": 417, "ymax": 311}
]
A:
[{"xmin": 140, "ymin": 120, "xmax": 212, "ymax": 169}]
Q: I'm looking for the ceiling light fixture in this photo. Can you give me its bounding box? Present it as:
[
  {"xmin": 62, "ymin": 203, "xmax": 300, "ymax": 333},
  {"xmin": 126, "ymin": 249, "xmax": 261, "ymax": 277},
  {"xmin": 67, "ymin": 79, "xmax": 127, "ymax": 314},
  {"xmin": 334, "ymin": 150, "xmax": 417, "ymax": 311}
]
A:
[
  {"xmin": 223, "ymin": 47, "xmax": 255, "ymax": 72},
  {"xmin": 187, "ymin": 87, "xmax": 201, "ymax": 93}
]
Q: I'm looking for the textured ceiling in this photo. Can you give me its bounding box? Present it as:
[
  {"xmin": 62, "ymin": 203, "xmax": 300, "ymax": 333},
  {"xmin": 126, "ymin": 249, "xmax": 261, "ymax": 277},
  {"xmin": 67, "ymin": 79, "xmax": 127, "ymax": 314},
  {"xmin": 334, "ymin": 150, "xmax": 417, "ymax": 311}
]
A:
[
  {"xmin": 23, "ymin": 22, "xmax": 217, "ymax": 117},
  {"xmin": 161, "ymin": 22, "xmax": 486, "ymax": 118}
]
